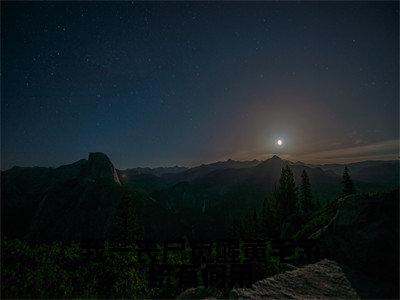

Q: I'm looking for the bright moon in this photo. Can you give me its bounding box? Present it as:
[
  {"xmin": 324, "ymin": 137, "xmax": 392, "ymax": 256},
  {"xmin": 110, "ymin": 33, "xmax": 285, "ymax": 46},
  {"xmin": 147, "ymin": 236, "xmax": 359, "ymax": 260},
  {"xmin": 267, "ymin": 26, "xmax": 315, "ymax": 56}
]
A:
[{"xmin": 277, "ymin": 139, "xmax": 283, "ymax": 146}]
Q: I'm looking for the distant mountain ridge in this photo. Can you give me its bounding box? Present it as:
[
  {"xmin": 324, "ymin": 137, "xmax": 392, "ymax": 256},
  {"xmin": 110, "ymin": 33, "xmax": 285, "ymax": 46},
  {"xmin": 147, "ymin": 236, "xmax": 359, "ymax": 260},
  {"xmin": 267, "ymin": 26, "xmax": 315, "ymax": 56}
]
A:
[
  {"xmin": 117, "ymin": 166, "xmax": 187, "ymax": 179},
  {"xmin": 161, "ymin": 158, "xmax": 261, "ymax": 183},
  {"xmin": 2, "ymin": 152, "xmax": 398, "ymax": 241},
  {"xmin": 1, "ymin": 152, "xmax": 124, "ymax": 241},
  {"xmin": 3, "ymin": 153, "xmax": 398, "ymax": 197},
  {"xmin": 4, "ymin": 153, "xmax": 398, "ymax": 182}
]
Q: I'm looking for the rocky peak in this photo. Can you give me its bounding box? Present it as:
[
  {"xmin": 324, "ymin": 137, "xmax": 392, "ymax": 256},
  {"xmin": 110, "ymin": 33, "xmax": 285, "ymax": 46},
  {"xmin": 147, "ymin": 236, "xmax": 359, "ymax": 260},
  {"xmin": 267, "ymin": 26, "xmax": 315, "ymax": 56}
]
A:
[
  {"xmin": 270, "ymin": 154, "xmax": 282, "ymax": 161},
  {"xmin": 84, "ymin": 152, "xmax": 120, "ymax": 184},
  {"xmin": 257, "ymin": 155, "xmax": 285, "ymax": 168}
]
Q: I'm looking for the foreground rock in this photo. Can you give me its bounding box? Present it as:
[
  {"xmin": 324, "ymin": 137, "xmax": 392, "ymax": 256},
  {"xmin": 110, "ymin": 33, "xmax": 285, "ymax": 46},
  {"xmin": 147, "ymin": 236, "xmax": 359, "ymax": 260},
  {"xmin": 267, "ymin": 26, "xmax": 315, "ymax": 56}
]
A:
[
  {"xmin": 311, "ymin": 190, "xmax": 399, "ymax": 298},
  {"xmin": 230, "ymin": 259, "xmax": 359, "ymax": 299},
  {"xmin": 177, "ymin": 287, "xmax": 223, "ymax": 299}
]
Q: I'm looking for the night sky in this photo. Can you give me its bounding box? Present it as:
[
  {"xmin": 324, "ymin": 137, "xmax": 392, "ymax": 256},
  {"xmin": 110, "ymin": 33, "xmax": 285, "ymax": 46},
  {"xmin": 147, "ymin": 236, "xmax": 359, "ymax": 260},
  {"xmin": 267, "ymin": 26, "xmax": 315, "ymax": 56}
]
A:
[{"xmin": 2, "ymin": 1, "xmax": 399, "ymax": 169}]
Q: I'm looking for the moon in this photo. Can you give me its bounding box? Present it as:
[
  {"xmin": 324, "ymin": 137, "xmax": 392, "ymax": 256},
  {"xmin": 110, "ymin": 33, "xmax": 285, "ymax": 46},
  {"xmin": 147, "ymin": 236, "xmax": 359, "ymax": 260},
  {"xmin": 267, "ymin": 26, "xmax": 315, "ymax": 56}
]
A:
[{"xmin": 276, "ymin": 139, "xmax": 283, "ymax": 146}]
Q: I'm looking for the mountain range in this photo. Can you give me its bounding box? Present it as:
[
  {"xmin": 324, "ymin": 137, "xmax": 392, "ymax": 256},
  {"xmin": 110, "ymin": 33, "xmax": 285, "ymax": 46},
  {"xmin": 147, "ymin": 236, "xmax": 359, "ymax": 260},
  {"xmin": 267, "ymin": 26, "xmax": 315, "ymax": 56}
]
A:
[{"xmin": 1, "ymin": 152, "xmax": 398, "ymax": 241}]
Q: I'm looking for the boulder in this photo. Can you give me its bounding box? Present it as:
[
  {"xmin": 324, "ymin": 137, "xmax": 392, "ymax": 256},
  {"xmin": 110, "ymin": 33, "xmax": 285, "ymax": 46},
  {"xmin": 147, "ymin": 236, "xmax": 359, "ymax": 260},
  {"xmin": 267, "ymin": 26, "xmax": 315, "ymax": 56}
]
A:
[
  {"xmin": 176, "ymin": 287, "xmax": 224, "ymax": 299},
  {"xmin": 230, "ymin": 259, "xmax": 359, "ymax": 299}
]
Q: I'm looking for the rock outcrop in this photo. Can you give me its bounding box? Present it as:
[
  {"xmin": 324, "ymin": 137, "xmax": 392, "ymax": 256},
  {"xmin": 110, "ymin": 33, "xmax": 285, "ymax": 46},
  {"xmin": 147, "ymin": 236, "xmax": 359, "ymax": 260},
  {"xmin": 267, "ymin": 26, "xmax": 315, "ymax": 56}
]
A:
[
  {"xmin": 2, "ymin": 152, "xmax": 125, "ymax": 241},
  {"xmin": 177, "ymin": 287, "xmax": 223, "ymax": 299},
  {"xmin": 84, "ymin": 152, "xmax": 121, "ymax": 184},
  {"xmin": 230, "ymin": 259, "xmax": 359, "ymax": 299},
  {"xmin": 310, "ymin": 190, "xmax": 399, "ymax": 299}
]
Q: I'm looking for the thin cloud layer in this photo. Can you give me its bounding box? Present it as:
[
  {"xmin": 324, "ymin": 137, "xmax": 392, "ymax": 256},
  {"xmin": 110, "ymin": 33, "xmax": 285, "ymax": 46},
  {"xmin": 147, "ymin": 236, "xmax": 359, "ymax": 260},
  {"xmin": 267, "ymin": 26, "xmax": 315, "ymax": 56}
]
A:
[{"xmin": 296, "ymin": 139, "xmax": 399, "ymax": 164}]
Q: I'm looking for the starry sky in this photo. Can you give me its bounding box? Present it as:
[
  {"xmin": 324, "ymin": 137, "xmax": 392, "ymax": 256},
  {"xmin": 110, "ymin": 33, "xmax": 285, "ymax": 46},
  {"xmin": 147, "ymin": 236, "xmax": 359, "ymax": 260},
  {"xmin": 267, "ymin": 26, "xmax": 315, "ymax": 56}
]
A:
[{"xmin": 2, "ymin": 1, "xmax": 399, "ymax": 169}]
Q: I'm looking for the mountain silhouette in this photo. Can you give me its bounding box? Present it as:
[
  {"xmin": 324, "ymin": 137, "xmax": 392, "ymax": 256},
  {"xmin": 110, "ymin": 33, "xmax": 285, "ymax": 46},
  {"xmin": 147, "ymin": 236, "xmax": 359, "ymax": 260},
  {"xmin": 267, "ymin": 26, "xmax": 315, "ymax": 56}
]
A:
[
  {"xmin": 1, "ymin": 153, "xmax": 398, "ymax": 241},
  {"xmin": 2, "ymin": 153, "xmax": 123, "ymax": 241}
]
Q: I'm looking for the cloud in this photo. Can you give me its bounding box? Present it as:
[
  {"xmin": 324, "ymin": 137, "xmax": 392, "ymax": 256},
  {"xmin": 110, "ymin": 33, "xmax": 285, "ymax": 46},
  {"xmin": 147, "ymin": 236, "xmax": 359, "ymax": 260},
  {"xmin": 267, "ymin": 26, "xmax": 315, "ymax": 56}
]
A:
[
  {"xmin": 202, "ymin": 139, "xmax": 399, "ymax": 166},
  {"xmin": 296, "ymin": 139, "xmax": 399, "ymax": 163}
]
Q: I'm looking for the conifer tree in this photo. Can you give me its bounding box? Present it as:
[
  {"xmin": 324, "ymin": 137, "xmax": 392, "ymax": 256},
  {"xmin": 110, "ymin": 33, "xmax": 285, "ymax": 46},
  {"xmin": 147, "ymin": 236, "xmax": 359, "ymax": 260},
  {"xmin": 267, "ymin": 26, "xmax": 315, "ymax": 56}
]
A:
[
  {"xmin": 110, "ymin": 188, "xmax": 141, "ymax": 244},
  {"xmin": 261, "ymin": 197, "xmax": 278, "ymax": 238},
  {"xmin": 275, "ymin": 165, "xmax": 298, "ymax": 225},
  {"xmin": 252, "ymin": 208, "xmax": 259, "ymax": 238},
  {"xmin": 242, "ymin": 208, "xmax": 259, "ymax": 238},
  {"xmin": 229, "ymin": 217, "xmax": 243, "ymax": 239},
  {"xmin": 300, "ymin": 170, "xmax": 313, "ymax": 215},
  {"xmin": 342, "ymin": 166, "xmax": 356, "ymax": 196},
  {"xmin": 261, "ymin": 197, "xmax": 268, "ymax": 235}
]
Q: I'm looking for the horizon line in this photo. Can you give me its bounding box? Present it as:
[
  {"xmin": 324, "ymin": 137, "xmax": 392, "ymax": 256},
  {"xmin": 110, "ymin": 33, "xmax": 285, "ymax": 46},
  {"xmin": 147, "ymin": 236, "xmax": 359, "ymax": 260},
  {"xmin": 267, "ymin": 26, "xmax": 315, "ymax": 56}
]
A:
[{"xmin": 2, "ymin": 153, "xmax": 399, "ymax": 172}]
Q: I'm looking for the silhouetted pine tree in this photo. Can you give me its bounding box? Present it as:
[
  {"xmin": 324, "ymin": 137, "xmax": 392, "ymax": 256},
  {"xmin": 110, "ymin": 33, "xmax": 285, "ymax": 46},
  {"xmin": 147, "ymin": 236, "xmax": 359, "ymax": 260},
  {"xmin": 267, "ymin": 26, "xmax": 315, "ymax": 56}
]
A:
[
  {"xmin": 261, "ymin": 197, "xmax": 278, "ymax": 238},
  {"xmin": 252, "ymin": 208, "xmax": 259, "ymax": 238},
  {"xmin": 275, "ymin": 165, "xmax": 298, "ymax": 225},
  {"xmin": 261, "ymin": 198, "xmax": 268, "ymax": 235},
  {"xmin": 229, "ymin": 217, "xmax": 243, "ymax": 239},
  {"xmin": 110, "ymin": 189, "xmax": 141, "ymax": 244},
  {"xmin": 341, "ymin": 166, "xmax": 356, "ymax": 196},
  {"xmin": 242, "ymin": 208, "xmax": 259, "ymax": 238},
  {"xmin": 300, "ymin": 170, "xmax": 313, "ymax": 215}
]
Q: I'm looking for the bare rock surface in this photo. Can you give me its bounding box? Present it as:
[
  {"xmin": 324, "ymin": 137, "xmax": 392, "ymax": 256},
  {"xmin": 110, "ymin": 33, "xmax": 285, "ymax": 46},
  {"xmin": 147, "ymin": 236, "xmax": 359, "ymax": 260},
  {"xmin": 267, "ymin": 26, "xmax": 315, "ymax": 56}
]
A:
[
  {"xmin": 230, "ymin": 259, "xmax": 359, "ymax": 299},
  {"xmin": 177, "ymin": 287, "xmax": 223, "ymax": 299},
  {"xmin": 312, "ymin": 191, "xmax": 399, "ymax": 299}
]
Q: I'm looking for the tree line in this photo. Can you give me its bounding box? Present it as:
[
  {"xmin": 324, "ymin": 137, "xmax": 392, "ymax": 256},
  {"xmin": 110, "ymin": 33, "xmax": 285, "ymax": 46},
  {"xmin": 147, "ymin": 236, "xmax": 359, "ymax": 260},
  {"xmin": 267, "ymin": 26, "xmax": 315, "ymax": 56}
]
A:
[{"xmin": 234, "ymin": 165, "xmax": 356, "ymax": 239}]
